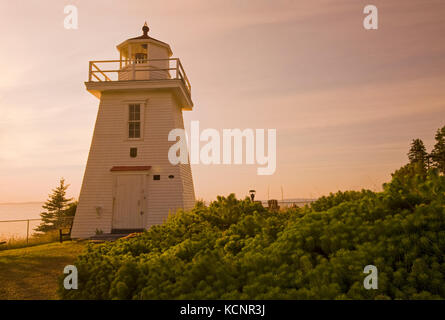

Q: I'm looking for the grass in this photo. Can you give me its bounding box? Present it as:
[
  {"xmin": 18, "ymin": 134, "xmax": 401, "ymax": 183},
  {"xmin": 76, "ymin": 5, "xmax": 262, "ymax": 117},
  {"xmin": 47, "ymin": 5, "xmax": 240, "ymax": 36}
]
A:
[
  {"xmin": 0, "ymin": 241, "xmax": 87, "ymax": 300},
  {"xmin": 0, "ymin": 230, "xmax": 60, "ymax": 251}
]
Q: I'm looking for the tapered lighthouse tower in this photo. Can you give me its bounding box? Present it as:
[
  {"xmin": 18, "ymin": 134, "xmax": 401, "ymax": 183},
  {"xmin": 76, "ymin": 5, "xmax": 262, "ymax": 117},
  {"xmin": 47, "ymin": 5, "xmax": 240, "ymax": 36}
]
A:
[{"xmin": 71, "ymin": 23, "xmax": 195, "ymax": 238}]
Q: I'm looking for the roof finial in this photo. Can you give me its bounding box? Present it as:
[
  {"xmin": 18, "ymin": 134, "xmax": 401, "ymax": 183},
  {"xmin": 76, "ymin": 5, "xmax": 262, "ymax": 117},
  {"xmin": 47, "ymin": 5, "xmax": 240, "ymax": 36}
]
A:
[{"xmin": 142, "ymin": 22, "xmax": 149, "ymax": 36}]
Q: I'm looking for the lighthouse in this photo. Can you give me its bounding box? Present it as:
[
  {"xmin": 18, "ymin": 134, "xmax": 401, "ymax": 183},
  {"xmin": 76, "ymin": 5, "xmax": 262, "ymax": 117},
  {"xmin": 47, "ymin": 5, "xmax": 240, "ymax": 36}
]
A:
[{"xmin": 71, "ymin": 23, "xmax": 195, "ymax": 238}]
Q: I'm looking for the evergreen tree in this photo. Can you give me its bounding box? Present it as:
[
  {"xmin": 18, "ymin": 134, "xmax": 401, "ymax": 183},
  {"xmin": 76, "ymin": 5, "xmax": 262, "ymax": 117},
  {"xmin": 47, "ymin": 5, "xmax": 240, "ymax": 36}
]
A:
[
  {"xmin": 430, "ymin": 125, "xmax": 445, "ymax": 174},
  {"xmin": 64, "ymin": 201, "xmax": 78, "ymax": 217},
  {"xmin": 407, "ymin": 138, "xmax": 428, "ymax": 168},
  {"xmin": 35, "ymin": 178, "xmax": 74, "ymax": 233}
]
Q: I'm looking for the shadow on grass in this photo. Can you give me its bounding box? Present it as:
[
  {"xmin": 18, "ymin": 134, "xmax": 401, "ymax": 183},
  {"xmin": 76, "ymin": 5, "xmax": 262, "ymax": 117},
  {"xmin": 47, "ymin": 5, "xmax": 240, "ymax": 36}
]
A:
[{"xmin": 0, "ymin": 242, "xmax": 86, "ymax": 299}]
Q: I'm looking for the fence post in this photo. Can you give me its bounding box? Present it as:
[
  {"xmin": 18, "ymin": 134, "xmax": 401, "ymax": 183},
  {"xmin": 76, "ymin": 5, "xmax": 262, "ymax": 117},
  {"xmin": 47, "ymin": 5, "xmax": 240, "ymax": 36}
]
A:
[{"xmin": 26, "ymin": 219, "xmax": 29, "ymax": 245}]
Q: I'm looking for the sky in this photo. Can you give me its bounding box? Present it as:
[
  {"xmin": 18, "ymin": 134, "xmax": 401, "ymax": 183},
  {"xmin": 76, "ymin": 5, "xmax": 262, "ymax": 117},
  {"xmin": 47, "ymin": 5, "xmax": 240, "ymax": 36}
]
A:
[{"xmin": 0, "ymin": 0, "xmax": 444, "ymax": 202}]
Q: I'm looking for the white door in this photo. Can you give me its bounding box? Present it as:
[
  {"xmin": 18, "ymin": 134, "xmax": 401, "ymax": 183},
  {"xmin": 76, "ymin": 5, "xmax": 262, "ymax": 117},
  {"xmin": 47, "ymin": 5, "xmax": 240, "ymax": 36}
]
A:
[{"xmin": 113, "ymin": 174, "xmax": 145, "ymax": 230}]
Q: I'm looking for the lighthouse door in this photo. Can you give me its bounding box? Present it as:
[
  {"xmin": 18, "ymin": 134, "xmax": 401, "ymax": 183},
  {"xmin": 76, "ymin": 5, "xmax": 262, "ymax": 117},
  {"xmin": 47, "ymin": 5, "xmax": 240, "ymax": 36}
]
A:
[{"xmin": 112, "ymin": 174, "xmax": 145, "ymax": 231}]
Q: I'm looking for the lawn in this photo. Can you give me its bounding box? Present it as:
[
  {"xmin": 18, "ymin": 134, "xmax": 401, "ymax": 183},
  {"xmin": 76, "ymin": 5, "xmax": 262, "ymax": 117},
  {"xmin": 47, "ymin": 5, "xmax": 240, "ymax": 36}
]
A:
[{"xmin": 0, "ymin": 241, "xmax": 86, "ymax": 300}]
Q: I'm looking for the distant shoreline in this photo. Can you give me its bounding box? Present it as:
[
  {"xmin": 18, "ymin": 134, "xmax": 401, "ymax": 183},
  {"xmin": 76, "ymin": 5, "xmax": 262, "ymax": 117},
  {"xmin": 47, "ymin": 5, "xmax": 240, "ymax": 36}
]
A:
[
  {"xmin": 1, "ymin": 199, "xmax": 318, "ymax": 205},
  {"xmin": 0, "ymin": 202, "xmax": 44, "ymax": 205}
]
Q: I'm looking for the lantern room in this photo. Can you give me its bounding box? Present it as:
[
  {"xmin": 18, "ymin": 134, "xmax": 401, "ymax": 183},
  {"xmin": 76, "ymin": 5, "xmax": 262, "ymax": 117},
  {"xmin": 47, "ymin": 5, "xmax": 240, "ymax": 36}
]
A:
[
  {"xmin": 116, "ymin": 22, "xmax": 173, "ymax": 81},
  {"xmin": 86, "ymin": 22, "xmax": 192, "ymax": 109}
]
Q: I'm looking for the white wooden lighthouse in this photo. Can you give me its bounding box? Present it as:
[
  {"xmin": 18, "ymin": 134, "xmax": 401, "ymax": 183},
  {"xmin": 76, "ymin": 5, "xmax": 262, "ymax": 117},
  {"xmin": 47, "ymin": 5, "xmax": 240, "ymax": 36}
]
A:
[{"xmin": 71, "ymin": 23, "xmax": 195, "ymax": 238}]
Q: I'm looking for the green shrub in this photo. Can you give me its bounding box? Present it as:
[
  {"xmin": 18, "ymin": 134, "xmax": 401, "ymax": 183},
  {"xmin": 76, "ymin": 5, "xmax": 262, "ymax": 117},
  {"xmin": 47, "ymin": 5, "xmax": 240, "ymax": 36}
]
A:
[{"xmin": 60, "ymin": 168, "xmax": 445, "ymax": 300}]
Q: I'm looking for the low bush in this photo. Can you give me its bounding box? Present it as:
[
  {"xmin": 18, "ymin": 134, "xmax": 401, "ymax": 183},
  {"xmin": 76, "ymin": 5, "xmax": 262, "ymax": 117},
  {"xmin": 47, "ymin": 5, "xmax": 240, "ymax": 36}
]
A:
[{"xmin": 60, "ymin": 165, "xmax": 445, "ymax": 300}]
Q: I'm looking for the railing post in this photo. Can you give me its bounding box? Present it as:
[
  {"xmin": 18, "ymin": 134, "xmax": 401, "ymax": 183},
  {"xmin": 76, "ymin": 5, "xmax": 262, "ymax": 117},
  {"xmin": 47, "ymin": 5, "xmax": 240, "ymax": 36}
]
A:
[
  {"xmin": 132, "ymin": 60, "xmax": 136, "ymax": 80},
  {"xmin": 89, "ymin": 61, "xmax": 93, "ymax": 81},
  {"xmin": 174, "ymin": 59, "xmax": 178, "ymax": 79}
]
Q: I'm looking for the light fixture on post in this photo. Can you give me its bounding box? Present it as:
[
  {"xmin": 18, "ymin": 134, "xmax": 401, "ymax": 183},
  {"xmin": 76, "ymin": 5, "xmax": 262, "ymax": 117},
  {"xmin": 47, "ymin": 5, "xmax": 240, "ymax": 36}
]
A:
[{"xmin": 249, "ymin": 190, "xmax": 256, "ymax": 202}]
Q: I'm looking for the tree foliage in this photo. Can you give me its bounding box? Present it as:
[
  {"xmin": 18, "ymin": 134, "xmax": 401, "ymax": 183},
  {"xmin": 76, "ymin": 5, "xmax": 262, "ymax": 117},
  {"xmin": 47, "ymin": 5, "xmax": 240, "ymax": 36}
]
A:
[
  {"xmin": 408, "ymin": 138, "xmax": 429, "ymax": 169},
  {"xmin": 430, "ymin": 126, "xmax": 445, "ymax": 174},
  {"xmin": 60, "ymin": 168, "xmax": 445, "ymax": 300},
  {"xmin": 36, "ymin": 178, "xmax": 76, "ymax": 233}
]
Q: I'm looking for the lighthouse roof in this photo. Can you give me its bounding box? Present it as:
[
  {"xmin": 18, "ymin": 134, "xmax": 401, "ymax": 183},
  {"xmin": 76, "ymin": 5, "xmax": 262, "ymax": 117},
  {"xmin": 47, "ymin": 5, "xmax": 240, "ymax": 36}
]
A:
[{"xmin": 116, "ymin": 22, "xmax": 173, "ymax": 56}]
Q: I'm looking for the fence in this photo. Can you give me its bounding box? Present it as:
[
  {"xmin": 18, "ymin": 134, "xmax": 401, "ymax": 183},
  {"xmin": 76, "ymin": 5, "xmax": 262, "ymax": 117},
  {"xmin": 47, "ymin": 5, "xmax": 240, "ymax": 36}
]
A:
[
  {"xmin": 0, "ymin": 217, "xmax": 74, "ymax": 243},
  {"xmin": 0, "ymin": 218, "xmax": 42, "ymax": 243},
  {"xmin": 260, "ymin": 199, "xmax": 316, "ymax": 209}
]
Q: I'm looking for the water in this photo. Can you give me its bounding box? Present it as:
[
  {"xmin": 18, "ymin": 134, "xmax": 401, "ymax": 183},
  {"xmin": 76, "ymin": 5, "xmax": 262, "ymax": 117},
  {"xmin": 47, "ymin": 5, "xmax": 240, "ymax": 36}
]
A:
[
  {"xmin": 260, "ymin": 198, "xmax": 316, "ymax": 208},
  {"xmin": 0, "ymin": 202, "xmax": 44, "ymax": 241}
]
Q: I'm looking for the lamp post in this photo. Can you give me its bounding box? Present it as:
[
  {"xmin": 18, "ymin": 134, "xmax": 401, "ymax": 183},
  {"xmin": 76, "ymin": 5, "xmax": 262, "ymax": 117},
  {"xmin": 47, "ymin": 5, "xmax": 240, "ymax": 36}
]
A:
[{"xmin": 249, "ymin": 190, "xmax": 256, "ymax": 202}]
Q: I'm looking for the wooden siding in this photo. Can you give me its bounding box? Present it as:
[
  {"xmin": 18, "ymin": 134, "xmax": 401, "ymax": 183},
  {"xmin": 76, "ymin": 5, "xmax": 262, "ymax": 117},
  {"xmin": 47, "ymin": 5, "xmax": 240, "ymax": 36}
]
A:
[{"xmin": 71, "ymin": 90, "xmax": 195, "ymax": 238}]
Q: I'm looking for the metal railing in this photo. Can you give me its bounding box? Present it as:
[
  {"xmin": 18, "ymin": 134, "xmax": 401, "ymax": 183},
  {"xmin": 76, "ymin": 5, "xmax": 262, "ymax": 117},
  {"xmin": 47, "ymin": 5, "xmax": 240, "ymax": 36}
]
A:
[
  {"xmin": 88, "ymin": 58, "xmax": 191, "ymax": 95},
  {"xmin": 0, "ymin": 217, "xmax": 74, "ymax": 244},
  {"xmin": 0, "ymin": 218, "xmax": 41, "ymax": 244},
  {"xmin": 260, "ymin": 199, "xmax": 316, "ymax": 208}
]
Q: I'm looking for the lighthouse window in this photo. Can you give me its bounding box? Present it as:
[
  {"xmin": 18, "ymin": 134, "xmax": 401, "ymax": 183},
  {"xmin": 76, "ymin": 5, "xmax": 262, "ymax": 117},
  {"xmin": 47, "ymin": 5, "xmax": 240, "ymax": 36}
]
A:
[
  {"xmin": 128, "ymin": 104, "xmax": 141, "ymax": 138},
  {"xmin": 135, "ymin": 53, "xmax": 147, "ymax": 64}
]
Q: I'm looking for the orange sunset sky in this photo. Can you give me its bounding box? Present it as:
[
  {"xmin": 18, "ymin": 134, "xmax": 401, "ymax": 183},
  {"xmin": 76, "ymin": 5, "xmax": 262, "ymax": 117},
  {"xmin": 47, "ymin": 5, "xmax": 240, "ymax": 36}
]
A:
[{"xmin": 0, "ymin": 0, "xmax": 444, "ymax": 203}]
